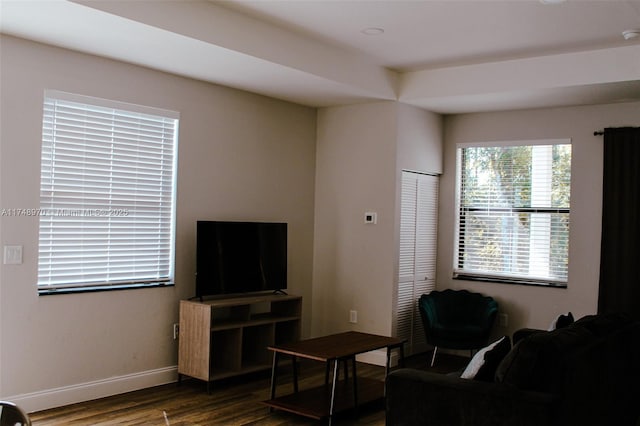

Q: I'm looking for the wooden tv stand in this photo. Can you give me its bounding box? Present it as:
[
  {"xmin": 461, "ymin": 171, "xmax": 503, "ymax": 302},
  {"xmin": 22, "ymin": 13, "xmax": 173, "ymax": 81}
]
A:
[{"xmin": 177, "ymin": 293, "xmax": 301, "ymax": 392}]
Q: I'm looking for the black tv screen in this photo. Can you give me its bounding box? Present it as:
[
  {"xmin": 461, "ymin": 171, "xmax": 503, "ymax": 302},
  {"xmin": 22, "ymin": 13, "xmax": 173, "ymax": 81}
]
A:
[{"xmin": 195, "ymin": 221, "xmax": 287, "ymax": 298}]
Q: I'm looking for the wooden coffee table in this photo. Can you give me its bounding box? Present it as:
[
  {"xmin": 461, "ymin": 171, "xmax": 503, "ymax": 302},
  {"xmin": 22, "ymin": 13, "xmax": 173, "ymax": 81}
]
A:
[{"xmin": 263, "ymin": 331, "xmax": 405, "ymax": 424}]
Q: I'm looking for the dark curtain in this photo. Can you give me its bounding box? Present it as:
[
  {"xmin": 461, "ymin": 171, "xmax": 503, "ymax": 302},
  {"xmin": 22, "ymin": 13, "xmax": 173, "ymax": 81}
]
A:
[{"xmin": 598, "ymin": 127, "xmax": 640, "ymax": 319}]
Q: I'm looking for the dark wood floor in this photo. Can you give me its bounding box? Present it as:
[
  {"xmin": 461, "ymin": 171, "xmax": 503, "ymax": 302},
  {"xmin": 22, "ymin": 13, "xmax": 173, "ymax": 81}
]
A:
[{"xmin": 29, "ymin": 353, "xmax": 468, "ymax": 425}]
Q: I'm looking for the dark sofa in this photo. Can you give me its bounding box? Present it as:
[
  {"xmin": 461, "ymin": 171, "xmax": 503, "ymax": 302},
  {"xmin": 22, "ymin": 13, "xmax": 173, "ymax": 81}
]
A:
[{"xmin": 386, "ymin": 313, "xmax": 640, "ymax": 426}]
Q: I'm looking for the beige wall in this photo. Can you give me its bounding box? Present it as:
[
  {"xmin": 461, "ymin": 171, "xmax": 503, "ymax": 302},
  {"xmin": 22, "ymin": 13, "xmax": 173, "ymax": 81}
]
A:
[
  {"xmin": 396, "ymin": 102, "xmax": 443, "ymax": 176},
  {"xmin": 0, "ymin": 36, "xmax": 317, "ymax": 410},
  {"xmin": 313, "ymin": 101, "xmax": 443, "ymax": 346},
  {"xmin": 438, "ymin": 101, "xmax": 640, "ymax": 339},
  {"xmin": 313, "ymin": 102, "xmax": 398, "ymax": 338}
]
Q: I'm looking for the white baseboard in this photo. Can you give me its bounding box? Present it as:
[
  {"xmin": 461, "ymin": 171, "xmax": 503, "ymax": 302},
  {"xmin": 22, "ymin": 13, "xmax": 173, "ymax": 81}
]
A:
[
  {"xmin": 6, "ymin": 365, "xmax": 178, "ymax": 414},
  {"xmin": 9, "ymin": 349, "xmax": 405, "ymax": 414},
  {"xmin": 355, "ymin": 348, "xmax": 400, "ymax": 367}
]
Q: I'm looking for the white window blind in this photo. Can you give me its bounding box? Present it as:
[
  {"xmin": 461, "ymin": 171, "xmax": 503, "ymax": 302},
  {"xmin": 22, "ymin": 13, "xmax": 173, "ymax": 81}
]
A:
[
  {"xmin": 37, "ymin": 91, "xmax": 179, "ymax": 292},
  {"xmin": 454, "ymin": 140, "xmax": 571, "ymax": 286}
]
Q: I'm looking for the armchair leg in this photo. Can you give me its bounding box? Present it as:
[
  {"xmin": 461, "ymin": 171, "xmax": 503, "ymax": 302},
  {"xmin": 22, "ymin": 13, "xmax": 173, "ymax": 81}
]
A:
[{"xmin": 430, "ymin": 346, "xmax": 438, "ymax": 367}]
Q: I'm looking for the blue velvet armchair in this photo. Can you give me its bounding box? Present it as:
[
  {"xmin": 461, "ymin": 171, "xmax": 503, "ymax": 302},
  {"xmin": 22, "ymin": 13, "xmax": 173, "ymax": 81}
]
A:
[{"xmin": 419, "ymin": 289, "xmax": 498, "ymax": 366}]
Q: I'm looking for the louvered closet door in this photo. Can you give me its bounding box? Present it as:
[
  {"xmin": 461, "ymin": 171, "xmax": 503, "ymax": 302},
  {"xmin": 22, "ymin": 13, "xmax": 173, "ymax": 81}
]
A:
[{"xmin": 397, "ymin": 171, "xmax": 438, "ymax": 355}]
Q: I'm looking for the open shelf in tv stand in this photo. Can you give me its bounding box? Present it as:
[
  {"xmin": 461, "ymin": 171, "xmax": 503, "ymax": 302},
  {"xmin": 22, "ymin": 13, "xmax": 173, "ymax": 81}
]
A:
[{"xmin": 177, "ymin": 293, "xmax": 302, "ymax": 392}]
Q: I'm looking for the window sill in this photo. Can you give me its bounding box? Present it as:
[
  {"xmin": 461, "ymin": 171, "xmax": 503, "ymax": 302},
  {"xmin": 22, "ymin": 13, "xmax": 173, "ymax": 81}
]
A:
[
  {"xmin": 453, "ymin": 274, "xmax": 567, "ymax": 289},
  {"xmin": 38, "ymin": 281, "xmax": 174, "ymax": 296}
]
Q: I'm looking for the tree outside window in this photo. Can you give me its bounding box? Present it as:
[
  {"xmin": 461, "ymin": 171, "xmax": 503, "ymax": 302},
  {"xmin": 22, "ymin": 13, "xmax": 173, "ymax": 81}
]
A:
[{"xmin": 455, "ymin": 141, "xmax": 571, "ymax": 286}]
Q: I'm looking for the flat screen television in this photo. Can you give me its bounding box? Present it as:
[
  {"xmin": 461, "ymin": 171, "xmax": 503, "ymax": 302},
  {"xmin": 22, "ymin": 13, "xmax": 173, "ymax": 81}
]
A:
[{"xmin": 195, "ymin": 221, "xmax": 287, "ymax": 298}]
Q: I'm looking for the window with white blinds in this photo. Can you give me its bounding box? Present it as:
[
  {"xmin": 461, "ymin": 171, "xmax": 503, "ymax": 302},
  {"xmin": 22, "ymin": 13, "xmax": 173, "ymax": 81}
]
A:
[
  {"xmin": 454, "ymin": 140, "xmax": 571, "ymax": 287},
  {"xmin": 37, "ymin": 91, "xmax": 179, "ymax": 294}
]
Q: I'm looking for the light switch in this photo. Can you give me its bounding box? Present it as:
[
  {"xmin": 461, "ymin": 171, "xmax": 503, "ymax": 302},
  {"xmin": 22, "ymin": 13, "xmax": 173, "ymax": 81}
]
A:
[{"xmin": 4, "ymin": 245, "xmax": 23, "ymax": 265}]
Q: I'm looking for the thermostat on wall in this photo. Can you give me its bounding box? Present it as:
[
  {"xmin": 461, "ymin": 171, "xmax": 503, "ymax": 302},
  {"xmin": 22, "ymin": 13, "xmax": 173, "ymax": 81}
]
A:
[{"xmin": 364, "ymin": 212, "xmax": 377, "ymax": 224}]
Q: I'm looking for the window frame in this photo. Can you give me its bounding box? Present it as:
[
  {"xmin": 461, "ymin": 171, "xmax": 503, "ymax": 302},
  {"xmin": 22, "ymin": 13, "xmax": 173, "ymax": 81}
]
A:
[
  {"xmin": 37, "ymin": 90, "xmax": 179, "ymax": 295},
  {"xmin": 453, "ymin": 139, "xmax": 571, "ymax": 288}
]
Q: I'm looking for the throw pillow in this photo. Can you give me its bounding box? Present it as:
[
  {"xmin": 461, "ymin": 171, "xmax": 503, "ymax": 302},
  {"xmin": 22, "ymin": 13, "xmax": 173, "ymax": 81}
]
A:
[
  {"xmin": 460, "ymin": 336, "xmax": 511, "ymax": 381},
  {"xmin": 548, "ymin": 312, "xmax": 574, "ymax": 331}
]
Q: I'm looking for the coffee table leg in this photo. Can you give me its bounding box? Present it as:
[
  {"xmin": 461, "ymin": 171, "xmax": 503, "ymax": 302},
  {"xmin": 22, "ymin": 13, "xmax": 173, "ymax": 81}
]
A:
[
  {"xmin": 325, "ymin": 361, "xmax": 330, "ymax": 385},
  {"xmin": 292, "ymin": 355, "xmax": 298, "ymax": 393},
  {"xmin": 385, "ymin": 346, "xmax": 392, "ymax": 397},
  {"xmin": 384, "ymin": 342, "xmax": 405, "ymax": 397},
  {"xmin": 269, "ymin": 351, "xmax": 279, "ymax": 412},
  {"xmin": 385, "ymin": 346, "xmax": 392, "ymax": 377},
  {"xmin": 328, "ymin": 358, "xmax": 339, "ymax": 426},
  {"xmin": 351, "ymin": 356, "xmax": 358, "ymax": 412}
]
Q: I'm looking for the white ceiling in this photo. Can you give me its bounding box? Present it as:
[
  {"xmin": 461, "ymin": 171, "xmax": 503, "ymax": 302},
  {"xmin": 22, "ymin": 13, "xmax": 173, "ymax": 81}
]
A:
[
  {"xmin": 218, "ymin": 0, "xmax": 640, "ymax": 71},
  {"xmin": 1, "ymin": 0, "xmax": 640, "ymax": 113}
]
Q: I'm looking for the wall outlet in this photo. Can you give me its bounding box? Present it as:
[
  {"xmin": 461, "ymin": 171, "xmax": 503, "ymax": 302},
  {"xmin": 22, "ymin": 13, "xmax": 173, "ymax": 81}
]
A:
[
  {"xmin": 498, "ymin": 313, "xmax": 508, "ymax": 327},
  {"xmin": 349, "ymin": 310, "xmax": 358, "ymax": 324},
  {"xmin": 173, "ymin": 323, "xmax": 179, "ymax": 340},
  {"xmin": 364, "ymin": 212, "xmax": 377, "ymax": 224}
]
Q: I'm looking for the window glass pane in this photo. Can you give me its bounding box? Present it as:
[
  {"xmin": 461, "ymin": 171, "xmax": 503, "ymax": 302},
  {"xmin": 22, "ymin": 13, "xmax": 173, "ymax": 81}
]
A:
[
  {"xmin": 455, "ymin": 142, "xmax": 571, "ymax": 285},
  {"xmin": 37, "ymin": 92, "xmax": 179, "ymax": 292}
]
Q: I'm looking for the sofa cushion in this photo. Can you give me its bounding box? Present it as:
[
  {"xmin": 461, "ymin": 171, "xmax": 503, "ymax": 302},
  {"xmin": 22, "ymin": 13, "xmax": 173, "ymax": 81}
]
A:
[
  {"xmin": 495, "ymin": 323, "xmax": 594, "ymax": 393},
  {"xmin": 461, "ymin": 336, "xmax": 511, "ymax": 381},
  {"xmin": 432, "ymin": 323, "xmax": 485, "ymax": 339},
  {"xmin": 574, "ymin": 312, "xmax": 634, "ymax": 336}
]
